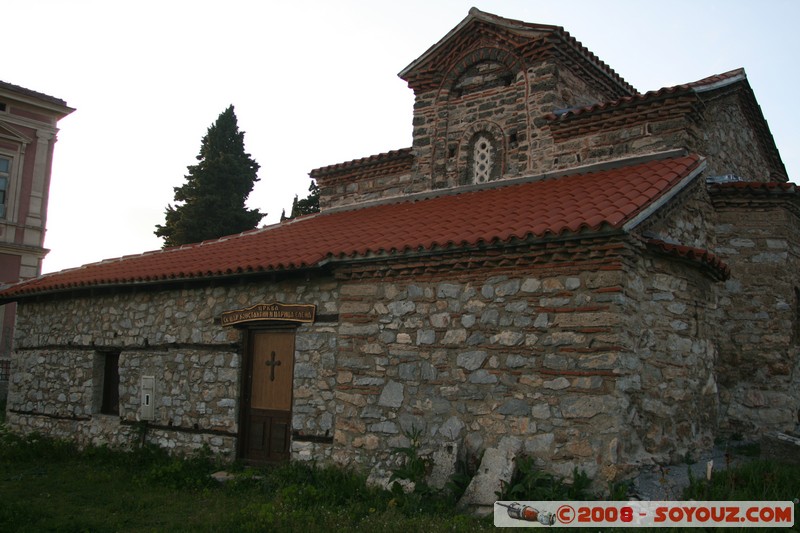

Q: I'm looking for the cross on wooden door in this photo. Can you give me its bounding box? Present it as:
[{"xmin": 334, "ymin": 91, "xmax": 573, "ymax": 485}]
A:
[
  {"xmin": 265, "ymin": 350, "xmax": 281, "ymax": 381},
  {"xmin": 244, "ymin": 331, "xmax": 295, "ymax": 464}
]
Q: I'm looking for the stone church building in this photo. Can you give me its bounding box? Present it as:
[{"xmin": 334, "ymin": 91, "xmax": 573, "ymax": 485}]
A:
[{"xmin": 1, "ymin": 9, "xmax": 797, "ymax": 487}]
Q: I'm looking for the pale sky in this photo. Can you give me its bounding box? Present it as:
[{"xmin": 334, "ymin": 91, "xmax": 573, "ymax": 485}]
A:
[{"xmin": 5, "ymin": 0, "xmax": 799, "ymax": 274}]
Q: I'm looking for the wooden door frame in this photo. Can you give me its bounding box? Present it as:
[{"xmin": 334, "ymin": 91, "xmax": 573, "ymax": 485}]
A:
[{"xmin": 238, "ymin": 325, "xmax": 297, "ymax": 463}]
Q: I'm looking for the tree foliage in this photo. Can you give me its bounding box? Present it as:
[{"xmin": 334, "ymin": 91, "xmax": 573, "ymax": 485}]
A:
[
  {"xmin": 281, "ymin": 180, "xmax": 320, "ymax": 221},
  {"xmin": 155, "ymin": 105, "xmax": 264, "ymax": 247}
]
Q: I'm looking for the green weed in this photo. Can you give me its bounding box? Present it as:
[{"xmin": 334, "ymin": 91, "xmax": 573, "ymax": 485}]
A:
[
  {"xmin": 683, "ymin": 459, "xmax": 800, "ymax": 501},
  {"xmin": 498, "ymin": 456, "xmax": 593, "ymax": 501},
  {"xmin": 388, "ymin": 427, "xmax": 432, "ymax": 496}
]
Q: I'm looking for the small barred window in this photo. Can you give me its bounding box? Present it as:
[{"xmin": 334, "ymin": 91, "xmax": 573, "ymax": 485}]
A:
[{"xmin": 473, "ymin": 135, "xmax": 493, "ymax": 184}]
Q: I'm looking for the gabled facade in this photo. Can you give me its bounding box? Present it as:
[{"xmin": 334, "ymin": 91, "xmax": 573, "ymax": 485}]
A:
[
  {"xmin": 0, "ymin": 10, "xmax": 796, "ymax": 496},
  {"xmin": 0, "ymin": 81, "xmax": 73, "ymax": 396}
]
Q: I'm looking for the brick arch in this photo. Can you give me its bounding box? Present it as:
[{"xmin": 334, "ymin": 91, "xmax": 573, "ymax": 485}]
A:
[
  {"xmin": 437, "ymin": 46, "xmax": 524, "ymax": 101},
  {"xmin": 458, "ymin": 121, "xmax": 506, "ymax": 184}
]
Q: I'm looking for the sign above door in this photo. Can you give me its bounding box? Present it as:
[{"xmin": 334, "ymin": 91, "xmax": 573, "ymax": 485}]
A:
[{"xmin": 220, "ymin": 302, "xmax": 316, "ymax": 327}]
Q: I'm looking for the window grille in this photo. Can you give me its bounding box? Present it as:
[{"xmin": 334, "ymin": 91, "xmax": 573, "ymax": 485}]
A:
[{"xmin": 473, "ymin": 135, "xmax": 493, "ymax": 184}]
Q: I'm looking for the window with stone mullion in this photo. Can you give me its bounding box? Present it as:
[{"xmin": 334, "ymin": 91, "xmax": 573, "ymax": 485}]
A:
[{"xmin": 472, "ymin": 135, "xmax": 493, "ymax": 184}]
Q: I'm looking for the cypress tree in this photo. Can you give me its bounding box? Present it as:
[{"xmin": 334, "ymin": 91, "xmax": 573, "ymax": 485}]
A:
[
  {"xmin": 281, "ymin": 180, "xmax": 320, "ymax": 221},
  {"xmin": 155, "ymin": 105, "xmax": 264, "ymax": 247}
]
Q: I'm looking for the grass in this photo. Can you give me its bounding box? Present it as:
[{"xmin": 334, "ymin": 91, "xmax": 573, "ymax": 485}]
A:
[
  {"xmin": 0, "ymin": 402, "xmax": 797, "ymax": 531},
  {"xmin": 0, "ymin": 419, "xmax": 492, "ymax": 532},
  {"xmin": 684, "ymin": 458, "xmax": 800, "ymax": 502}
]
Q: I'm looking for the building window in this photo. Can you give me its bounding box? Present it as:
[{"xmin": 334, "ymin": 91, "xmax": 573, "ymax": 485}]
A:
[
  {"xmin": 94, "ymin": 350, "xmax": 121, "ymax": 415},
  {"xmin": 471, "ymin": 135, "xmax": 494, "ymax": 184},
  {"xmin": 0, "ymin": 156, "xmax": 9, "ymax": 219}
]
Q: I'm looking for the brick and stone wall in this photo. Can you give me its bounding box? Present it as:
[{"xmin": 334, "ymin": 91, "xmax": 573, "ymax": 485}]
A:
[
  {"xmin": 546, "ymin": 95, "xmax": 781, "ymax": 187},
  {"xmin": 622, "ymin": 250, "xmax": 720, "ymax": 464},
  {"xmin": 635, "ymin": 178, "xmax": 800, "ymax": 440},
  {"xmin": 328, "ymin": 260, "xmax": 634, "ymax": 483},
  {"xmin": 638, "ymin": 178, "xmax": 716, "ymax": 250},
  {"xmin": 409, "ymin": 57, "xmax": 621, "ymax": 194},
  {"xmin": 313, "ymin": 150, "xmax": 414, "ymax": 212},
  {"xmin": 712, "ymin": 204, "xmax": 800, "ymax": 434},
  {"xmin": 320, "ymin": 239, "xmax": 726, "ymax": 483},
  {"xmin": 697, "ymin": 93, "xmax": 783, "ymax": 183},
  {"xmin": 7, "ymin": 277, "xmax": 340, "ymax": 457}
]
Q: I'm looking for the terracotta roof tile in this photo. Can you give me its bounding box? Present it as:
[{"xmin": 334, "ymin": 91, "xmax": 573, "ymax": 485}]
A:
[
  {"xmin": 644, "ymin": 238, "xmax": 730, "ymax": 280},
  {"xmin": 709, "ymin": 181, "xmax": 797, "ymax": 195},
  {"xmin": 547, "ymin": 68, "xmax": 746, "ymax": 121},
  {"xmin": 708, "ymin": 181, "xmax": 800, "ymax": 215},
  {"xmin": 309, "ymin": 148, "xmax": 413, "ymax": 180},
  {"xmin": 0, "ymin": 154, "xmax": 703, "ymax": 299}
]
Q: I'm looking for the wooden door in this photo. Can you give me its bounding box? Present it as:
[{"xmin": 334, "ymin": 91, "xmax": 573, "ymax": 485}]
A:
[{"xmin": 241, "ymin": 330, "xmax": 295, "ymax": 463}]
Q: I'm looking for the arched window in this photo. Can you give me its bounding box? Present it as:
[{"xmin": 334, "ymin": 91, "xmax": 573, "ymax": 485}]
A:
[
  {"xmin": 452, "ymin": 60, "xmax": 514, "ymax": 98},
  {"xmin": 470, "ymin": 134, "xmax": 496, "ymax": 184}
]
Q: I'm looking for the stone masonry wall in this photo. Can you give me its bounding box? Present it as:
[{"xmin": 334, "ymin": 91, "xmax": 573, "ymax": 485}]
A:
[
  {"xmin": 638, "ymin": 177, "xmax": 716, "ymax": 250},
  {"xmin": 7, "ymin": 277, "xmax": 340, "ymax": 457},
  {"xmin": 698, "ymin": 94, "xmax": 782, "ymax": 183},
  {"xmin": 314, "ymin": 150, "xmax": 415, "ymax": 211},
  {"xmin": 409, "ymin": 58, "xmax": 618, "ymax": 196},
  {"xmin": 328, "ymin": 251, "xmax": 693, "ymax": 484},
  {"xmin": 713, "ymin": 205, "xmax": 800, "ymax": 435},
  {"xmin": 622, "ymin": 251, "xmax": 720, "ymax": 464},
  {"xmin": 410, "ymin": 69, "xmax": 529, "ymax": 191},
  {"xmin": 317, "ymin": 168, "xmax": 414, "ymax": 212}
]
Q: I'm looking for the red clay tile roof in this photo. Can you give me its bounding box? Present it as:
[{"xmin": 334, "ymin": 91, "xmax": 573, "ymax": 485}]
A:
[
  {"xmin": 310, "ymin": 148, "xmax": 413, "ymax": 177},
  {"xmin": 546, "ymin": 68, "xmax": 746, "ymax": 121},
  {"xmin": 709, "ymin": 181, "xmax": 798, "ymax": 195},
  {"xmin": 709, "ymin": 181, "xmax": 800, "ymax": 215},
  {"xmin": 644, "ymin": 238, "xmax": 730, "ymax": 280},
  {"xmin": 310, "ymin": 148, "xmax": 414, "ymax": 183},
  {"xmin": 0, "ymin": 154, "xmax": 703, "ymax": 300}
]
